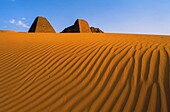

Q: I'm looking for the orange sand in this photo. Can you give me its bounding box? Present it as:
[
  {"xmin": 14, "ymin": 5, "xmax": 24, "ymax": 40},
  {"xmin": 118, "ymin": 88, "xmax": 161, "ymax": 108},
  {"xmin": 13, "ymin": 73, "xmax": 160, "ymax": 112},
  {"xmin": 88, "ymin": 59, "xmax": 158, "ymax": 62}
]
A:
[{"xmin": 0, "ymin": 32, "xmax": 170, "ymax": 112}]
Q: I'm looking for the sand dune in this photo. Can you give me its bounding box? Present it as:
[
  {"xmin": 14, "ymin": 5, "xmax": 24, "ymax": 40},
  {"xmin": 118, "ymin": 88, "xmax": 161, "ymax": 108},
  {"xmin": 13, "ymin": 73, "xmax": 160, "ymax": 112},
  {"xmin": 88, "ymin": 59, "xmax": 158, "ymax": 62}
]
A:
[
  {"xmin": 0, "ymin": 30, "xmax": 16, "ymax": 33},
  {"xmin": 0, "ymin": 32, "xmax": 170, "ymax": 112}
]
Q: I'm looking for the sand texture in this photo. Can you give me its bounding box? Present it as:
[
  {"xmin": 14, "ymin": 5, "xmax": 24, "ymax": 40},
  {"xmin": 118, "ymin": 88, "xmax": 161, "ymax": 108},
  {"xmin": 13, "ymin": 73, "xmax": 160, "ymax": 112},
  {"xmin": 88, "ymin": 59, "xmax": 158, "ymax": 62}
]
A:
[{"xmin": 0, "ymin": 32, "xmax": 170, "ymax": 112}]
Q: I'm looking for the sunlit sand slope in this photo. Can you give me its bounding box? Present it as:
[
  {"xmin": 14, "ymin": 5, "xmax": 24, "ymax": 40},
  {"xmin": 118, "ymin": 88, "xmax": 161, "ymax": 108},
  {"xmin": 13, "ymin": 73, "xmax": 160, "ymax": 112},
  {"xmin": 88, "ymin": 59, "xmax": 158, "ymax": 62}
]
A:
[{"xmin": 0, "ymin": 33, "xmax": 170, "ymax": 112}]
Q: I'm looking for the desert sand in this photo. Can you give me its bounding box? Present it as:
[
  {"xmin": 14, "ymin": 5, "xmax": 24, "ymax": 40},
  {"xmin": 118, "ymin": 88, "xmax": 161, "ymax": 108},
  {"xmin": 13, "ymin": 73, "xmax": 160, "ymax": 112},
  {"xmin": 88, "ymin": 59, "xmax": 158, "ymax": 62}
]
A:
[{"xmin": 0, "ymin": 32, "xmax": 170, "ymax": 112}]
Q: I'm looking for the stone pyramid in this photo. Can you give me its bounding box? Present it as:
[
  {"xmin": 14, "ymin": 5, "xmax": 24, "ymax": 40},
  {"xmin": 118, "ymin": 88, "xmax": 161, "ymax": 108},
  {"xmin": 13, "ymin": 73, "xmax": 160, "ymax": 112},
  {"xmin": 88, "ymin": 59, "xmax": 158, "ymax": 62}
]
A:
[
  {"xmin": 62, "ymin": 19, "xmax": 92, "ymax": 33},
  {"xmin": 28, "ymin": 16, "xmax": 56, "ymax": 33},
  {"xmin": 90, "ymin": 27, "xmax": 104, "ymax": 33}
]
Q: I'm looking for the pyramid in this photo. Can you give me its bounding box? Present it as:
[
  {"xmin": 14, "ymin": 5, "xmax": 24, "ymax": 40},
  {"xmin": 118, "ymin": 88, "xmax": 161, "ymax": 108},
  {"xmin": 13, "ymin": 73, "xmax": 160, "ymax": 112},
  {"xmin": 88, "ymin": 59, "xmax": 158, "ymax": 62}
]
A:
[
  {"xmin": 61, "ymin": 19, "xmax": 91, "ymax": 33},
  {"xmin": 28, "ymin": 16, "xmax": 56, "ymax": 33},
  {"xmin": 90, "ymin": 27, "xmax": 104, "ymax": 33}
]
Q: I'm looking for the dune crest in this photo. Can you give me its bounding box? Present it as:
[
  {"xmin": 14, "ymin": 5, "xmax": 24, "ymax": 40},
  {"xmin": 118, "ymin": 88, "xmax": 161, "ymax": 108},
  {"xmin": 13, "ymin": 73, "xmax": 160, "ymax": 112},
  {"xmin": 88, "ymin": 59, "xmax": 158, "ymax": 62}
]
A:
[
  {"xmin": 0, "ymin": 32, "xmax": 170, "ymax": 112},
  {"xmin": 0, "ymin": 30, "xmax": 16, "ymax": 32}
]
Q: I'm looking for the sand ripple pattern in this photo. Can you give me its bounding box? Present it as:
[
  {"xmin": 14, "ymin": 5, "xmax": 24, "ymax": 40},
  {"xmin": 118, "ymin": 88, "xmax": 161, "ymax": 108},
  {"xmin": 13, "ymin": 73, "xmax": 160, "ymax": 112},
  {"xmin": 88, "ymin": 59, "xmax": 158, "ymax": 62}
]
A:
[{"xmin": 0, "ymin": 33, "xmax": 170, "ymax": 112}]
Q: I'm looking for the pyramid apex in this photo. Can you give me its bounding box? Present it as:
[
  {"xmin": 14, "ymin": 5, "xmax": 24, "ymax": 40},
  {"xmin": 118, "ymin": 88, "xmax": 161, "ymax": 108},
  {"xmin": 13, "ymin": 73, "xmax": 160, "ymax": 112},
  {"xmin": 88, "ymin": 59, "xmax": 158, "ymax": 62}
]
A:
[
  {"xmin": 75, "ymin": 19, "xmax": 87, "ymax": 23},
  {"xmin": 76, "ymin": 19, "xmax": 83, "ymax": 21},
  {"xmin": 37, "ymin": 16, "xmax": 45, "ymax": 18}
]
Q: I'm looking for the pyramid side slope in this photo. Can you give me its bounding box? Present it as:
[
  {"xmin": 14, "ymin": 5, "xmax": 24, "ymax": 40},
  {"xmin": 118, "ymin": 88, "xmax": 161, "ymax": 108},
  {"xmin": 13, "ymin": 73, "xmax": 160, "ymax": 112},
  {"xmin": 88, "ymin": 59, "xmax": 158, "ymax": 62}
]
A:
[
  {"xmin": 76, "ymin": 19, "xmax": 91, "ymax": 33},
  {"xmin": 28, "ymin": 17, "xmax": 38, "ymax": 32}
]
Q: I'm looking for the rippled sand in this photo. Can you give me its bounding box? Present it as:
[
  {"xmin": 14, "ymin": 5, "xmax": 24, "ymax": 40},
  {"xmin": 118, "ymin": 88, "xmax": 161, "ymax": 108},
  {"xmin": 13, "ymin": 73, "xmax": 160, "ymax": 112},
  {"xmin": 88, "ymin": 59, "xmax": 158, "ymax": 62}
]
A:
[{"xmin": 0, "ymin": 32, "xmax": 170, "ymax": 112}]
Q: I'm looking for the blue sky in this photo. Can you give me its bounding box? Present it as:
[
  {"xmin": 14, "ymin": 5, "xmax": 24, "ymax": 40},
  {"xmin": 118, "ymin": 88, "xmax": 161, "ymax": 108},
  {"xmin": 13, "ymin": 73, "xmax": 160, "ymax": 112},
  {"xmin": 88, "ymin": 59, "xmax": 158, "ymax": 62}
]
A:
[{"xmin": 1, "ymin": 0, "xmax": 170, "ymax": 34}]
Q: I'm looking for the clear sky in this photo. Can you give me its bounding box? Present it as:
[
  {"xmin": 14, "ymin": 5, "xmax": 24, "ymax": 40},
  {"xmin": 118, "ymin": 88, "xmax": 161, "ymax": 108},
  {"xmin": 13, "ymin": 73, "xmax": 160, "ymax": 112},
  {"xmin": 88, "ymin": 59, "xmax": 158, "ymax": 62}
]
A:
[{"xmin": 1, "ymin": 0, "xmax": 170, "ymax": 34}]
